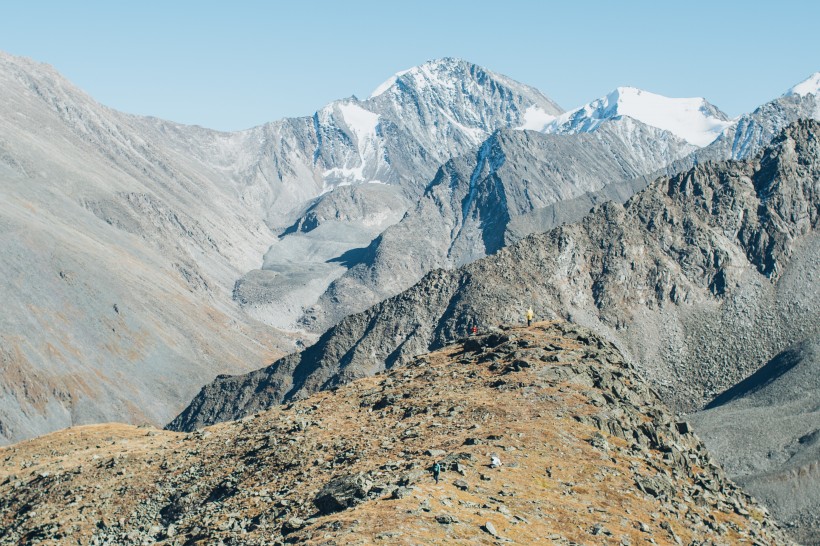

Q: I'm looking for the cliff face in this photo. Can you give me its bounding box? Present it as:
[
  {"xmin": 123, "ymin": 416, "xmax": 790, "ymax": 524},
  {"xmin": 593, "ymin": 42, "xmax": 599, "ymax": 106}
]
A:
[
  {"xmin": 171, "ymin": 120, "xmax": 820, "ymax": 433},
  {"xmin": 0, "ymin": 323, "xmax": 789, "ymax": 545}
]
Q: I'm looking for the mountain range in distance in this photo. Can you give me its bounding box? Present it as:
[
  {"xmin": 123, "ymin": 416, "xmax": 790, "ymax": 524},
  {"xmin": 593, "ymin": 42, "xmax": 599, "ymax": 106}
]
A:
[
  {"xmin": 2, "ymin": 49, "xmax": 820, "ymax": 543},
  {"xmin": 0, "ymin": 50, "xmax": 817, "ymax": 446}
]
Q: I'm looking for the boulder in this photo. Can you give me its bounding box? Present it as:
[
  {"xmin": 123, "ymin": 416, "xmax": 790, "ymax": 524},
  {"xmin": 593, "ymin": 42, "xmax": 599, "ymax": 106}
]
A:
[{"xmin": 313, "ymin": 474, "xmax": 372, "ymax": 515}]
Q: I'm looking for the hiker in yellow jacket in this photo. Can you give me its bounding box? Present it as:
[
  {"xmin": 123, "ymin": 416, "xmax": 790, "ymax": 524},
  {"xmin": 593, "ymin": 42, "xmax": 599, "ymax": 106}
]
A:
[{"xmin": 526, "ymin": 307, "xmax": 534, "ymax": 327}]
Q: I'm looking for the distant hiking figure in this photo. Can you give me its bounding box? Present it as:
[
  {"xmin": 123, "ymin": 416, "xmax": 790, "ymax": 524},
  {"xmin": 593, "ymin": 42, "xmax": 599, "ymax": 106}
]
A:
[
  {"xmin": 526, "ymin": 307, "xmax": 534, "ymax": 327},
  {"xmin": 470, "ymin": 325, "xmax": 478, "ymax": 336},
  {"xmin": 433, "ymin": 462, "xmax": 441, "ymax": 484}
]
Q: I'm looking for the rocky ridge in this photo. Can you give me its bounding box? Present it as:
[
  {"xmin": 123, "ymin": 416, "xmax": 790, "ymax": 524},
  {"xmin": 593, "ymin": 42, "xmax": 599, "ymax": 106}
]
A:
[
  {"xmin": 172, "ymin": 119, "xmax": 820, "ymax": 432},
  {"xmin": 0, "ymin": 323, "xmax": 790, "ymax": 545},
  {"xmin": 170, "ymin": 119, "xmax": 820, "ymax": 543},
  {"xmin": 301, "ymin": 119, "xmax": 695, "ymax": 331}
]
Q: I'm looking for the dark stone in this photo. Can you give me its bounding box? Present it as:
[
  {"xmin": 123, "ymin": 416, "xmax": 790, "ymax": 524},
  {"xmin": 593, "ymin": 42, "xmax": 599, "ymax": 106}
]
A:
[
  {"xmin": 372, "ymin": 395, "xmax": 397, "ymax": 411},
  {"xmin": 463, "ymin": 334, "xmax": 510, "ymax": 354},
  {"xmin": 159, "ymin": 492, "xmax": 193, "ymax": 524},
  {"xmin": 205, "ymin": 479, "xmax": 238, "ymax": 504},
  {"xmin": 313, "ymin": 474, "xmax": 372, "ymax": 515}
]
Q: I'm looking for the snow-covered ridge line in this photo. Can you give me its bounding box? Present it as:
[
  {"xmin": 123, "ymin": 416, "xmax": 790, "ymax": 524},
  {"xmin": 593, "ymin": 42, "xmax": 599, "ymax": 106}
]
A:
[
  {"xmin": 545, "ymin": 86, "xmax": 732, "ymax": 147},
  {"xmin": 369, "ymin": 58, "xmax": 463, "ymax": 99},
  {"xmin": 785, "ymin": 71, "xmax": 820, "ymax": 97}
]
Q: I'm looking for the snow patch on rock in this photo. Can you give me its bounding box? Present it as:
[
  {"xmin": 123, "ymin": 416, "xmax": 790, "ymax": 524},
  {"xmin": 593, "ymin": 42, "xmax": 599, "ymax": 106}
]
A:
[
  {"xmin": 337, "ymin": 102, "xmax": 380, "ymax": 144},
  {"xmin": 516, "ymin": 105, "xmax": 557, "ymax": 132}
]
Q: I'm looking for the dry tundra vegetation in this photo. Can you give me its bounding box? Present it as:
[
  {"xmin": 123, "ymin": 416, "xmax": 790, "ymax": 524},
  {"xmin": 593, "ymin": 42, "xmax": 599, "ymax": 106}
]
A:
[{"xmin": 0, "ymin": 322, "xmax": 790, "ymax": 545}]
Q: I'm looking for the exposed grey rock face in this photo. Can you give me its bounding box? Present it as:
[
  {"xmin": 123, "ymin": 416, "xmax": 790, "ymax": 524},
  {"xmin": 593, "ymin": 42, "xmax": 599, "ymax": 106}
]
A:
[
  {"xmin": 301, "ymin": 120, "xmax": 696, "ymax": 331},
  {"xmin": 227, "ymin": 58, "xmax": 568, "ymax": 329},
  {"xmin": 691, "ymin": 336, "xmax": 820, "ymax": 545},
  {"xmin": 170, "ymin": 120, "xmax": 819, "ymax": 434},
  {"xmin": 0, "ymin": 52, "xmax": 291, "ymax": 444}
]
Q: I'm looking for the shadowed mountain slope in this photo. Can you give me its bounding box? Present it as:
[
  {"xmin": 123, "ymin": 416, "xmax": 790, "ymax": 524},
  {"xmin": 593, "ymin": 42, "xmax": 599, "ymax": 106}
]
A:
[{"xmin": 692, "ymin": 336, "xmax": 820, "ymax": 545}]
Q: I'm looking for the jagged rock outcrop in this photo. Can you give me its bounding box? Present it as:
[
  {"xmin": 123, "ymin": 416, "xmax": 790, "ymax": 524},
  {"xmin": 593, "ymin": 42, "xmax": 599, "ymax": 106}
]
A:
[
  {"xmin": 691, "ymin": 336, "xmax": 820, "ymax": 545},
  {"xmin": 300, "ymin": 119, "xmax": 696, "ymax": 331},
  {"xmin": 0, "ymin": 324, "xmax": 791, "ymax": 544},
  {"xmin": 171, "ymin": 119, "xmax": 819, "ymax": 431}
]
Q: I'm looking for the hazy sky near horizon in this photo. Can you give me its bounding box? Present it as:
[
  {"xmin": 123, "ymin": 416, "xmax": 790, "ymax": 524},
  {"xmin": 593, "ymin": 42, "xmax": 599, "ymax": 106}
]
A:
[{"xmin": 3, "ymin": 0, "xmax": 818, "ymax": 131}]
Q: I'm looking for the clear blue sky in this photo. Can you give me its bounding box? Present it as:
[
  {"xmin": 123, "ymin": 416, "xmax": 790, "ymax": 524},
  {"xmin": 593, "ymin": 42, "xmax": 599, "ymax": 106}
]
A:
[{"xmin": 3, "ymin": 0, "xmax": 818, "ymax": 131}]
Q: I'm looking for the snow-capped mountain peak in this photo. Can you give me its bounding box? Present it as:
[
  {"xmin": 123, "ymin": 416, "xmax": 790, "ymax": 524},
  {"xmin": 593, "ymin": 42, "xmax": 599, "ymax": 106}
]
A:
[
  {"xmin": 367, "ymin": 58, "xmax": 562, "ymax": 115},
  {"xmin": 784, "ymin": 72, "xmax": 820, "ymax": 97},
  {"xmin": 546, "ymin": 86, "xmax": 732, "ymax": 147},
  {"xmin": 308, "ymin": 58, "xmax": 565, "ymax": 192},
  {"xmin": 369, "ymin": 58, "xmax": 477, "ymax": 99}
]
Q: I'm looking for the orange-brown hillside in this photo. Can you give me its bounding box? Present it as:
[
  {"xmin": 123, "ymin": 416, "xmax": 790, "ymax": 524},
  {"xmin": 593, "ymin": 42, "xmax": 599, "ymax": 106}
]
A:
[{"xmin": 0, "ymin": 322, "xmax": 789, "ymax": 545}]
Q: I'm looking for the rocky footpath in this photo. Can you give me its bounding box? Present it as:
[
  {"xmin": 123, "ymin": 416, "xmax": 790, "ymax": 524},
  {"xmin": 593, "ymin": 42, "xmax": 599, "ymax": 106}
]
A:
[{"xmin": 0, "ymin": 323, "xmax": 790, "ymax": 544}]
